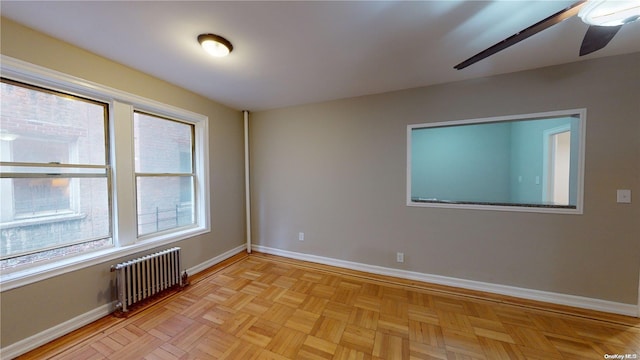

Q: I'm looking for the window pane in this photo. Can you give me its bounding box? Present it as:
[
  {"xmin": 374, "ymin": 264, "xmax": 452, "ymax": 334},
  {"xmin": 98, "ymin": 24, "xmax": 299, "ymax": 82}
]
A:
[
  {"xmin": 134, "ymin": 112, "xmax": 193, "ymax": 173},
  {"xmin": 136, "ymin": 176, "xmax": 194, "ymax": 236},
  {"xmin": 0, "ymin": 81, "xmax": 107, "ymax": 165},
  {"xmin": 14, "ymin": 138, "xmax": 69, "ymax": 163},
  {"xmin": 408, "ymin": 110, "xmax": 584, "ymax": 213},
  {"xmin": 0, "ymin": 79, "xmax": 111, "ymax": 267},
  {"xmin": 13, "ymin": 178, "xmax": 71, "ymax": 215},
  {"xmin": 0, "ymin": 177, "xmax": 111, "ymax": 259}
]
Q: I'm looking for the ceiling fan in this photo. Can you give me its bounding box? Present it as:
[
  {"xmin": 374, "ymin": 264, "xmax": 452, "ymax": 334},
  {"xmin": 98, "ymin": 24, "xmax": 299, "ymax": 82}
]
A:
[{"xmin": 454, "ymin": 0, "xmax": 640, "ymax": 70}]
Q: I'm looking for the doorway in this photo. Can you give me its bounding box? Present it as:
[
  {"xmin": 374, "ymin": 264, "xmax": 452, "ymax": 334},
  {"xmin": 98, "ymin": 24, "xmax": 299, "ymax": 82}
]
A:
[{"xmin": 543, "ymin": 126, "xmax": 571, "ymax": 205}]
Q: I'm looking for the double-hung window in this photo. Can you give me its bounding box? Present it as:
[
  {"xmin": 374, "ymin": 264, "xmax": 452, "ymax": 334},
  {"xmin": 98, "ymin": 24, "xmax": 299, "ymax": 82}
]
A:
[
  {"xmin": 0, "ymin": 79, "xmax": 111, "ymax": 268},
  {"xmin": 134, "ymin": 112, "xmax": 195, "ymax": 237},
  {"xmin": 0, "ymin": 56, "xmax": 210, "ymax": 287}
]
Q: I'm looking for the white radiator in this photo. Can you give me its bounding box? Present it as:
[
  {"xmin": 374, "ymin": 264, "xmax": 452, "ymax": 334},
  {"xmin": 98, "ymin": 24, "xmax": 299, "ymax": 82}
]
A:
[{"xmin": 111, "ymin": 247, "xmax": 187, "ymax": 313}]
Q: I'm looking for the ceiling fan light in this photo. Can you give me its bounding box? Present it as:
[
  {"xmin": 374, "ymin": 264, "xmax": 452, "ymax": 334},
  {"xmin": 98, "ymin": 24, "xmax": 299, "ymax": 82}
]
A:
[
  {"xmin": 578, "ymin": 0, "xmax": 640, "ymax": 26},
  {"xmin": 198, "ymin": 34, "xmax": 233, "ymax": 57}
]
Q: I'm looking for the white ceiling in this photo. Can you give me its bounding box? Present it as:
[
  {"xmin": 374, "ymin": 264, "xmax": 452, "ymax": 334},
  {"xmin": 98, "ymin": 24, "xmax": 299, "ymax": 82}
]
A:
[{"xmin": 2, "ymin": 1, "xmax": 639, "ymax": 111}]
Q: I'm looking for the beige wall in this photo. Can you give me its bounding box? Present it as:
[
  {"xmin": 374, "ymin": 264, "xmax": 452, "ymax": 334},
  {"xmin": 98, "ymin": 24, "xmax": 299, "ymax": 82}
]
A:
[
  {"xmin": 2, "ymin": 14, "xmax": 639, "ymax": 352},
  {"xmin": 0, "ymin": 18, "xmax": 245, "ymax": 348},
  {"xmin": 250, "ymin": 52, "xmax": 640, "ymax": 306}
]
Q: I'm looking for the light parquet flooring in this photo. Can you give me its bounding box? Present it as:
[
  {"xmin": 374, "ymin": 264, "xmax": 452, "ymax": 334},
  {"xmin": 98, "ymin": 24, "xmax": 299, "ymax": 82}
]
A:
[{"xmin": 17, "ymin": 252, "xmax": 640, "ymax": 360}]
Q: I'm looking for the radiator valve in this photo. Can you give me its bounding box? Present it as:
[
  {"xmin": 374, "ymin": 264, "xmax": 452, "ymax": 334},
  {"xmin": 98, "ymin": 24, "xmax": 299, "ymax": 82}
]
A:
[{"xmin": 181, "ymin": 270, "xmax": 190, "ymax": 287}]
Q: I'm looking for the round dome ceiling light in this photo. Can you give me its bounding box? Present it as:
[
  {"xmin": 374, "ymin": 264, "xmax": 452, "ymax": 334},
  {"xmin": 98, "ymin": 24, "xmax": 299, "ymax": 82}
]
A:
[
  {"xmin": 198, "ymin": 33, "xmax": 233, "ymax": 57},
  {"xmin": 578, "ymin": 0, "xmax": 640, "ymax": 26}
]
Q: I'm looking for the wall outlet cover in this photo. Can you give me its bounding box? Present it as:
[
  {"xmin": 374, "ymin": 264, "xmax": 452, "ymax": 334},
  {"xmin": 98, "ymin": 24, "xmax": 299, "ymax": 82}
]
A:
[{"xmin": 616, "ymin": 189, "xmax": 631, "ymax": 203}]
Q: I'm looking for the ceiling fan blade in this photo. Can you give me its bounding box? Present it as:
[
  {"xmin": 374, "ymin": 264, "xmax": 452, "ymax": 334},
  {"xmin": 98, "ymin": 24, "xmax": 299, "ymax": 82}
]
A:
[
  {"xmin": 579, "ymin": 25, "xmax": 622, "ymax": 56},
  {"xmin": 454, "ymin": 0, "xmax": 586, "ymax": 70}
]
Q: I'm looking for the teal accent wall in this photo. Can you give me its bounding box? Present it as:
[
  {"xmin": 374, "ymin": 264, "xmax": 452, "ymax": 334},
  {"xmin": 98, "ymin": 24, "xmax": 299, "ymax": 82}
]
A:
[
  {"xmin": 411, "ymin": 122, "xmax": 511, "ymax": 203},
  {"xmin": 509, "ymin": 117, "xmax": 580, "ymax": 205},
  {"xmin": 411, "ymin": 116, "xmax": 580, "ymax": 205}
]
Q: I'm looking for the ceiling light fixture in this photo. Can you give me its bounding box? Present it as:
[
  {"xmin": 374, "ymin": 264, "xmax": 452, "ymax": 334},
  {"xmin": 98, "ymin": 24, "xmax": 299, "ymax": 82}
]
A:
[
  {"xmin": 578, "ymin": 0, "xmax": 640, "ymax": 26},
  {"xmin": 198, "ymin": 33, "xmax": 233, "ymax": 57}
]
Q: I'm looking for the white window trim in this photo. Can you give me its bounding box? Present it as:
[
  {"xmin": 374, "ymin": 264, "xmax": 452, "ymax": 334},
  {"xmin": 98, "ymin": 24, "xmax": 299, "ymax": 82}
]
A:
[
  {"xmin": 406, "ymin": 108, "xmax": 586, "ymax": 214},
  {"xmin": 0, "ymin": 55, "xmax": 211, "ymax": 291}
]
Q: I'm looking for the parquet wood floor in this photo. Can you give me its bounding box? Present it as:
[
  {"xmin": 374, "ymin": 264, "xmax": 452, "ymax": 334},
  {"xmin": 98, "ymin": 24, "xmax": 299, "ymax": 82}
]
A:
[{"xmin": 17, "ymin": 252, "xmax": 640, "ymax": 359}]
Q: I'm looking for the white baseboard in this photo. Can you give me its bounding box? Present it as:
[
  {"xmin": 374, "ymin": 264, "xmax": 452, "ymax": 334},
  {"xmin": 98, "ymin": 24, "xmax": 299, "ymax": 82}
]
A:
[
  {"xmin": 0, "ymin": 303, "xmax": 113, "ymax": 360},
  {"xmin": 253, "ymin": 245, "xmax": 638, "ymax": 318},
  {"xmin": 1, "ymin": 244, "xmax": 247, "ymax": 360},
  {"xmin": 187, "ymin": 244, "xmax": 247, "ymax": 275}
]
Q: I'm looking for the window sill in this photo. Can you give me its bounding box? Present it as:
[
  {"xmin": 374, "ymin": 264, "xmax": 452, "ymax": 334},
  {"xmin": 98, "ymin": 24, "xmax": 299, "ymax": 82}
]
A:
[
  {"xmin": 1, "ymin": 213, "xmax": 86, "ymax": 229},
  {"xmin": 407, "ymin": 199, "xmax": 582, "ymax": 214},
  {"xmin": 0, "ymin": 226, "xmax": 209, "ymax": 292}
]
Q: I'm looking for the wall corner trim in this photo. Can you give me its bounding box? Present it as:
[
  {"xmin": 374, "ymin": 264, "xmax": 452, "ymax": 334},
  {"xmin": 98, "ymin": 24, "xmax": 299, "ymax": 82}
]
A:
[
  {"xmin": 253, "ymin": 245, "xmax": 638, "ymax": 318},
  {"xmin": 0, "ymin": 244, "xmax": 247, "ymax": 359}
]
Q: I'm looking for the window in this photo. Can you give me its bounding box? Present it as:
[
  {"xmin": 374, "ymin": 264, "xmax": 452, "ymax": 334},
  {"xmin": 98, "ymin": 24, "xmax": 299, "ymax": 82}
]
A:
[
  {"xmin": 0, "ymin": 56, "xmax": 210, "ymax": 286},
  {"xmin": 407, "ymin": 109, "xmax": 586, "ymax": 213},
  {"xmin": 13, "ymin": 138, "xmax": 73, "ymax": 217},
  {"xmin": 134, "ymin": 112, "xmax": 195, "ymax": 236},
  {"xmin": 0, "ymin": 79, "xmax": 111, "ymax": 268}
]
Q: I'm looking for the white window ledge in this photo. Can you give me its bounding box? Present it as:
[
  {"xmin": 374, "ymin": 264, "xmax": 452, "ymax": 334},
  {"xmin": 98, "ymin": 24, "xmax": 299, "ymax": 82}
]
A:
[{"xmin": 0, "ymin": 226, "xmax": 209, "ymax": 292}]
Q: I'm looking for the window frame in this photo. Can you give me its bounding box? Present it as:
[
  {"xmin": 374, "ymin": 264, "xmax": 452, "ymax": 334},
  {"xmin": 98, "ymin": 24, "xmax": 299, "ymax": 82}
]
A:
[
  {"xmin": 0, "ymin": 78, "xmax": 113, "ymax": 263},
  {"xmin": 133, "ymin": 110, "xmax": 197, "ymax": 237},
  {"xmin": 406, "ymin": 109, "xmax": 586, "ymax": 214},
  {"xmin": 0, "ymin": 55, "xmax": 210, "ymax": 291}
]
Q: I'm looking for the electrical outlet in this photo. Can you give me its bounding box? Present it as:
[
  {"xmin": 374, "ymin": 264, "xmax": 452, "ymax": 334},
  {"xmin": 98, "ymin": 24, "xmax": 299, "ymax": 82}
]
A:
[
  {"xmin": 298, "ymin": 232, "xmax": 305, "ymax": 241},
  {"xmin": 617, "ymin": 189, "xmax": 631, "ymax": 203},
  {"xmin": 396, "ymin": 252, "xmax": 404, "ymax": 263}
]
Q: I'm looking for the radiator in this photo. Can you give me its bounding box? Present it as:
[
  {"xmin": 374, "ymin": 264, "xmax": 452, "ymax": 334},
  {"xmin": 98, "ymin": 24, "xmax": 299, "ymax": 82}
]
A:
[{"xmin": 111, "ymin": 247, "xmax": 187, "ymax": 313}]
